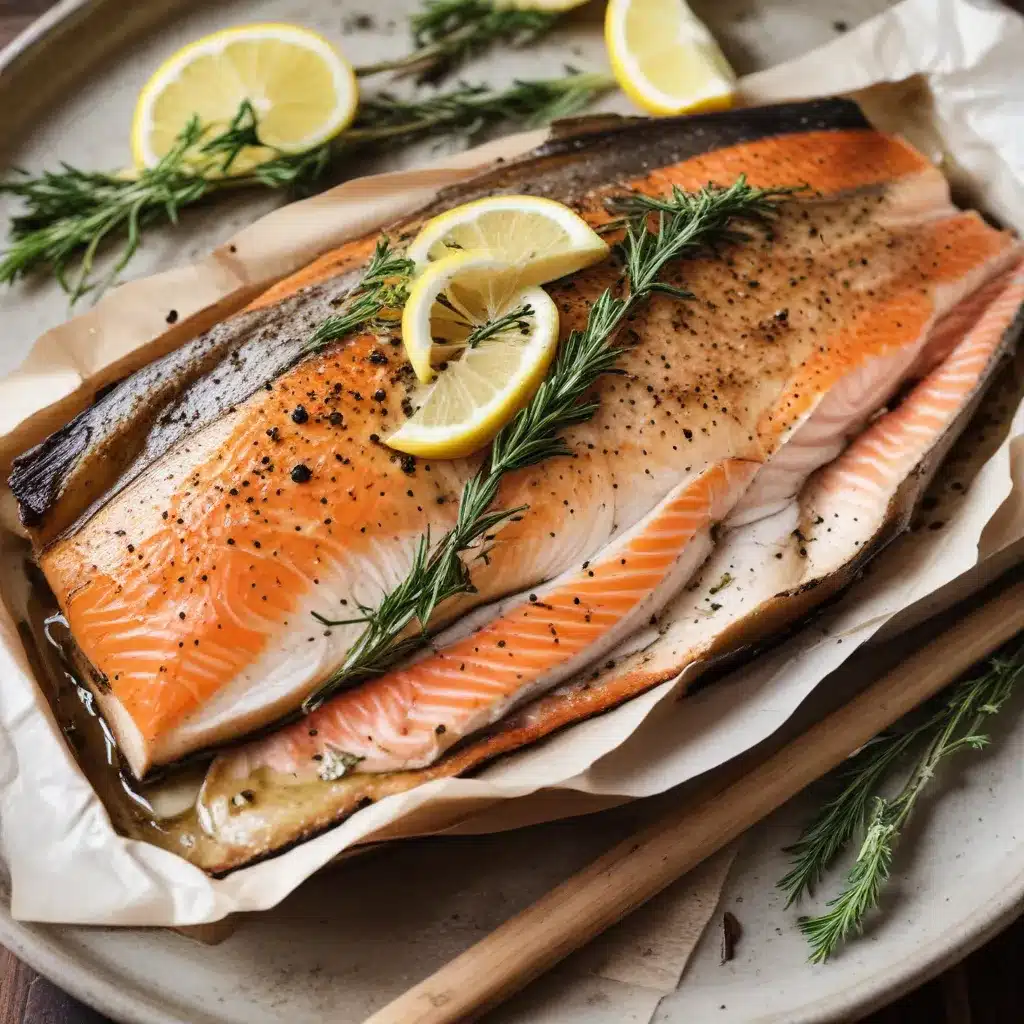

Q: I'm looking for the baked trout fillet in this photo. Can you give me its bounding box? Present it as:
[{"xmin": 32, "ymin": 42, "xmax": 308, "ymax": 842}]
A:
[{"xmin": 10, "ymin": 100, "xmax": 1022, "ymax": 808}]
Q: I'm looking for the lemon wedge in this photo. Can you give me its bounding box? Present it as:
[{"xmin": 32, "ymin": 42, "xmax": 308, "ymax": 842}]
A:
[
  {"xmin": 132, "ymin": 23, "xmax": 357, "ymax": 172},
  {"xmin": 605, "ymin": 0, "xmax": 736, "ymax": 116},
  {"xmin": 387, "ymin": 251, "xmax": 560, "ymax": 459},
  {"xmin": 406, "ymin": 194, "xmax": 609, "ymax": 285}
]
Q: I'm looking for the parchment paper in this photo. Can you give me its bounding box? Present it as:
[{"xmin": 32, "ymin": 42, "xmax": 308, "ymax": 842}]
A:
[{"xmin": 0, "ymin": 0, "xmax": 1023, "ymax": 928}]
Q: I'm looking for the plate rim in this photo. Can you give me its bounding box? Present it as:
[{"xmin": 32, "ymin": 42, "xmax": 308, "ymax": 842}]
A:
[
  {"xmin": 0, "ymin": 839, "xmax": 1021, "ymax": 1024},
  {"xmin": 0, "ymin": 1, "xmax": 1022, "ymax": 1022}
]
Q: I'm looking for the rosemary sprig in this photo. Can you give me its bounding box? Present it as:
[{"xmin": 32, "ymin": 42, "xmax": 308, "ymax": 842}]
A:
[
  {"xmin": 305, "ymin": 237, "xmax": 415, "ymax": 353},
  {"xmin": 347, "ymin": 72, "xmax": 616, "ymax": 144},
  {"xmin": 356, "ymin": 0, "xmax": 560, "ymax": 82},
  {"xmin": 0, "ymin": 100, "xmax": 330, "ymax": 302},
  {"xmin": 781, "ymin": 643, "xmax": 1024, "ymax": 963},
  {"xmin": 1, "ymin": 72, "xmax": 613, "ymax": 302},
  {"xmin": 302, "ymin": 175, "xmax": 792, "ymax": 712},
  {"xmin": 777, "ymin": 731, "xmax": 923, "ymax": 906},
  {"xmin": 465, "ymin": 302, "xmax": 533, "ymax": 347},
  {"xmin": 304, "ymin": 244, "xmax": 537, "ymax": 355}
]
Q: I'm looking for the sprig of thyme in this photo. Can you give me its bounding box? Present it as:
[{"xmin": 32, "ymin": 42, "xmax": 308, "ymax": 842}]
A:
[
  {"xmin": 1, "ymin": 73, "xmax": 613, "ymax": 302},
  {"xmin": 780, "ymin": 642, "xmax": 1024, "ymax": 963},
  {"xmin": 305, "ymin": 238, "xmax": 416, "ymax": 353},
  {"xmin": 302, "ymin": 175, "xmax": 792, "ymax": 712},
  {"xmin": 356, "ymin": 0, "xmax": 561, "ymax": 82}
]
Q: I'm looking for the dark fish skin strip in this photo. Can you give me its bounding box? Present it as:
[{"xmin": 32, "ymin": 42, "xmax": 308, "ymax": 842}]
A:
[
  {"xmin": 414, "ymin": 97, "xmax": 869, "ymax": 216},
  {"xmin": 10, "ymin": 277, "xmax": 353, "ymax": 546},
  {"xmin": 9, "ymin": 98, "xmax": 868, "ymax": 545}
]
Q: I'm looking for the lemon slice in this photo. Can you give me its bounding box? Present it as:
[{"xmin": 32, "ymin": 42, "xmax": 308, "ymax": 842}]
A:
[
  {"xmin": 605, "ymin": 0, "xmax": 736, "ymax": 116},
  {"xmin": 132, "ymin": 23, "xmax": 357, "ymax": 172},
  {"xmin": 406, "ymin": 195, "xmax": 609, "ymax": 285},
  {"xmin": 387, "ymin": 252, "xmax": 560, "ymax": 459}
]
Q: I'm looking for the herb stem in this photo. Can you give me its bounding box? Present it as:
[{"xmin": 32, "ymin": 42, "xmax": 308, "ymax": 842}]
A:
[
  {"xmin": 465, "ymin": 302, "xmax": 534, "ymax": 347},
  {"xmin": 355, "ymin": 0, "xmax": 561, "ymax": 82},
  {"xmin": 305, "ymin": 238, "xmax": 415, "ymax": 353},
  {"xmin": 0, "ymin": 100, "xmax": 328, "ymax": 302},
  {"xmin": 346, "ymin": 72, "xmax": 616, "ymax": 144}
]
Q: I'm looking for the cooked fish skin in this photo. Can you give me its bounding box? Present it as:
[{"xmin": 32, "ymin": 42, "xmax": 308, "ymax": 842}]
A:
[
  {"xmin": 192, "ymin": 260, "xmax": 1024, "ymax": 876},
  {"xmin": 12, "ymin": 99, "xmax": 1020, "ymax": 783},
  {"xmin": 8, "ymin": 258, "xmax": 370, "ymax": 548}
]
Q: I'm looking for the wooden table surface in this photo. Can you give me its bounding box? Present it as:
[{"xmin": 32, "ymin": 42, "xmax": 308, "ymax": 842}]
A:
[{"xmin": 1, "ymin": 0, "xmax": 1023, "ymax": 1021}]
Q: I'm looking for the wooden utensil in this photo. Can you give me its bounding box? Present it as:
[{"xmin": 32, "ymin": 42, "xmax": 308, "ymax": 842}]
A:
[{"xmin": 365, "ymin": 577, "xmax": 1024, "ymax": 1024}]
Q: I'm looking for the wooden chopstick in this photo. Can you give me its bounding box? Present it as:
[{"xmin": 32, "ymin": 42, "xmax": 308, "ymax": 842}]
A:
[{"xmin": 364, "ymin": 577, "xmax": 1024, "ymax": 1024}]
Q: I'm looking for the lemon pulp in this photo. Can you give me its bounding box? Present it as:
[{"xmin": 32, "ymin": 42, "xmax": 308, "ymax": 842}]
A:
[
  {"xmin": 388, "ymin": 252, "xmax": 560, "ymax": 459},
  {"xmin": 406, "ymin": 194, "xmax": 609, "ymax": 285}
]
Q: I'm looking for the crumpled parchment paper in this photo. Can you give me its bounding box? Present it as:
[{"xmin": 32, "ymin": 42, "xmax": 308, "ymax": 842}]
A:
[{"xmin": 0, "ymin": 0, "xmax": 1022, "ymax": 927}]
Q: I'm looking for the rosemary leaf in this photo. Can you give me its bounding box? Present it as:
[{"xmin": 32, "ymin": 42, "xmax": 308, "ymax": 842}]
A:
[
  {"xmin": 356, "ymin": 0, "xmax": 560, "ymax": 82},
  {"xmin": 346, "ymin": 72, "xmax": 617, "ymax": 145},
  {"xmin": 0, "ymin": 101, "xmax": 329, "ymax": 302},
  {"xmin": 302, "ymin": 175, "xmax": 792, "ymax": 712},
  {"xmin": 778, "ymin": 729, "xmax": 924, "ymax": 907},
  {"xmin": 798, "ymin": 806, "xmax": 896, "ymax": 965},
  {"xmin": 465, "ymin": 302, "xmax": 534, "ymax": 347},
  {"xmin": 785, "ymin": 642, "xmax": 1024, "ymax": 963},
  {"xmin": 305, "ymin": 237, "xmax": 415, "ymax": 353}
]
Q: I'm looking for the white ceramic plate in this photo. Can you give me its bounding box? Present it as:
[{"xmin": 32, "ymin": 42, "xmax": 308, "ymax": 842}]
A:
[{"xmin": 1, "ymin": 1, "xmax": 1021, "ymax": 1022}]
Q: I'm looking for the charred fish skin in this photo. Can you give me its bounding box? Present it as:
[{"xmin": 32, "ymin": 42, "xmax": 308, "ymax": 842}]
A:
[
  {"xmin": 13, "ymin": 98, "xmax": 1021, "ymax": 792},
  {"xmin": 9, "ymin": 277, "xmax": 357, "ymax": 548},
  {"xmin": 9, "ymin": 98, "xmax": 866, "ymax": 546},
  {"xmin": 415, "ymin": 97, "xmax": 871, "ymax": 213}
]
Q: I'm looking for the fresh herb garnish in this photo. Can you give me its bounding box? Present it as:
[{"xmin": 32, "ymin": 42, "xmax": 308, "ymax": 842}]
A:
[
  {"xmin": 780, "ymin": 642, "xmax": 1024, "ymax": 963},
  {"xmin": 1, "ymin": 72, "xmax": 614, "ymax": 302},
  {"xmin": 305, "ymin": 237, "xmax": 416, "ymax": 353},
  {"xmin": 356, "ymin": 0, "xmax": 561, "ymax": 82},
  {"xmin": 302, "ymin": 175, "xmax": 792, "ymax": 712},
  {"xmin": 318, "ymin": 748, "xmax": 366, "ymax": 781},
  {"xmin": 465, "ymin": 302, "xmax": 534, "ymax": 347},
  {"xmin": 0, "ymin": 100, "xmax": 330, "ymax": 303},
  {"xmin": 349, "ymin": 71, "xmax": 616, "ymax": 143}
]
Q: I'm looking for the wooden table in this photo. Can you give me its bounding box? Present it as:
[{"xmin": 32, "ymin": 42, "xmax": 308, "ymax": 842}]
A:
[{"xmin": 1, "ymin": 0, "xmax": 1023, "ymax": 1020}]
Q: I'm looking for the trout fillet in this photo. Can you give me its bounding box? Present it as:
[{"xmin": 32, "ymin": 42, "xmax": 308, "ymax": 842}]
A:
[{"xmin": 9, "ymin": 100, "xmax": 1023, "ymax": 875}]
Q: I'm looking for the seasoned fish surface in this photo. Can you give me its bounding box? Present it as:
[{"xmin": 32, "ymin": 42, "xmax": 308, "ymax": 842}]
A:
[{"xmin": 10, "ymin": 101, "xmax": 1020, "ymax": 800}]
